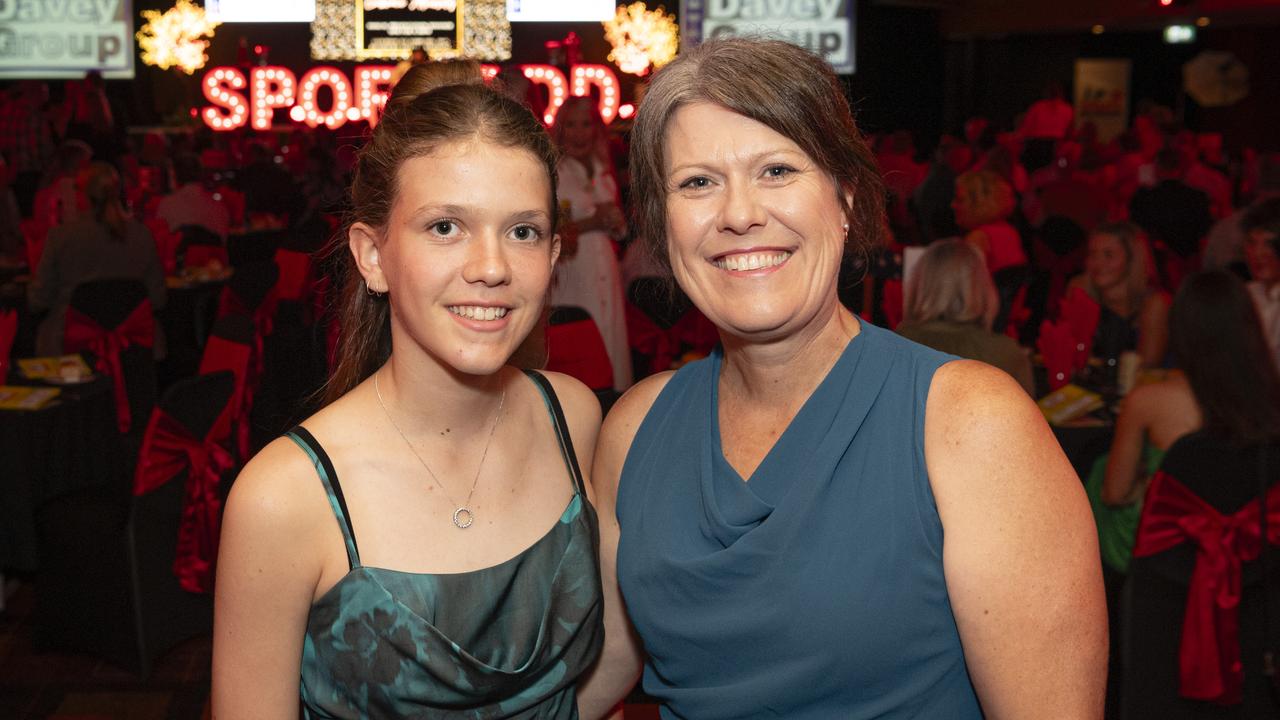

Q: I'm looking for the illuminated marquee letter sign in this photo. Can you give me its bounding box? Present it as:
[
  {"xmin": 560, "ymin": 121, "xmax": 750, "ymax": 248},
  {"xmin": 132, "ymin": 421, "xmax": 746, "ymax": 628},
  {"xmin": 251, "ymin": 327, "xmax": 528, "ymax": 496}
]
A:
[
  {"xmin": 199, "ymin": 63, "xmax": 620, "ymax": 130},
  {"xmin": 357, "ymin": 0, "xmax": 462, "ymax": 59}
]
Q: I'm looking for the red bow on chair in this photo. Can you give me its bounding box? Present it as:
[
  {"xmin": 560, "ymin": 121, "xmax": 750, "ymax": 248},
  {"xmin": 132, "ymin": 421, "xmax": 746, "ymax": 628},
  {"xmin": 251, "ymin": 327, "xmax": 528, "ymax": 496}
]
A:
[
  {"xmin": 217, "ymin": 287, "xmax": 278, "ymax": 454},
  {"xmin": 63, "ymin": 302, "xmax": 155, "ymax": 433},
  {"xmin": 625, "ymin": 302, "xmax": 676, "ymax": 375},
  {"xmin": 199, "ymin": 336, "xmax": 251, "ymax": 460},
  {"xmin": 133, "ymin": 410, "xmax": 235, "ymax": 594},
  {"xmin": 1133, "ymin": 472, "xmax": 1280, "ymax": 705}
]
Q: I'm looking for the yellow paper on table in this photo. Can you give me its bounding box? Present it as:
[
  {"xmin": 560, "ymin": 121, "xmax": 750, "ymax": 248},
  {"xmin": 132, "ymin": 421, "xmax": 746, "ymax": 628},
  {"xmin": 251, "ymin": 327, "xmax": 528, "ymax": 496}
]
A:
[
  {"xmin": 0, "ymin": 385, "xmax": 61, "ymax": 410},
  {"xmin": 1037, "ymin": 383, "xmax": 1105, "ymax": 426},
  {"xmin": 17, "ymin": 354, "xmax": 91, "ymax": 380}
]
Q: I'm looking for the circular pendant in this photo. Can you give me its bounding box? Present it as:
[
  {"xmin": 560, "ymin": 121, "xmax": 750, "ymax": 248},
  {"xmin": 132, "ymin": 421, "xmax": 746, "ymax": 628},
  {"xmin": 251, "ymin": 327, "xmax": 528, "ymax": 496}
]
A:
[{"xmin": 452, "ymin": 507, "xmax": 474, "ymax": 529}]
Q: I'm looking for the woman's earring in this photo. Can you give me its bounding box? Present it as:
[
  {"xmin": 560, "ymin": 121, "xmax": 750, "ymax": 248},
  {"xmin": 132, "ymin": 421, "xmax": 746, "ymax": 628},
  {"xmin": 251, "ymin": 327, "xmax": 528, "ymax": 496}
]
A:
[{"xmin": 366, "ymin": 282, "xmax": 385, "ymax": 298}]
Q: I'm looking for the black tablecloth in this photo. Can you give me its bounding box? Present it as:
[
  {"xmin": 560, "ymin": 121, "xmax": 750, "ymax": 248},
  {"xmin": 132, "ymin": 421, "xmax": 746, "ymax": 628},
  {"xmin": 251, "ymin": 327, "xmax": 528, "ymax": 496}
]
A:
[
  {"xmin": 1052, "ymin": 422, "xmax": 1114, "ymax": 482},
  {"xmin": 0, "ymin": 376, "xmax": 127, "ymax": 572}
]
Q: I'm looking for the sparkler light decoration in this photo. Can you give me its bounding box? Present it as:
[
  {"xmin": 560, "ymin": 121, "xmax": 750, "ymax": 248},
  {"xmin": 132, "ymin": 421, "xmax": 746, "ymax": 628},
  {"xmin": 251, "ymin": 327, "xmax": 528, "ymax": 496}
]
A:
[
  {"xmin": 602, "ymin": 2, "xmax": 678, "ymax": 76},
  {"xmin": 137, "ymin": 0, "xmax": 220, "ymax": 74}
]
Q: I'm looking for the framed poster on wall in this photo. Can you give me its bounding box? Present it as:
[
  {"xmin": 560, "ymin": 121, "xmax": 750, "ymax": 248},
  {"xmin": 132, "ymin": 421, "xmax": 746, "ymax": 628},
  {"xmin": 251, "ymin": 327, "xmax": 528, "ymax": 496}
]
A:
[{"xmin": 357, "ymin": 0, "xmax": 463, "ymax": 59}]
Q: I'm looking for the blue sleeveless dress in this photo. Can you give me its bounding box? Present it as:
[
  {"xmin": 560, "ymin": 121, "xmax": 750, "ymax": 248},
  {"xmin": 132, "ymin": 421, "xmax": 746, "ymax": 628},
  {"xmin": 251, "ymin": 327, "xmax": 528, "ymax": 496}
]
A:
[
  {"xmin": 616, "ymin": 321, "xmax": 983, "ymax": 719},
  {"xmin": 286, "ymin": 370, "xmax": 603, "ymax": 718}
]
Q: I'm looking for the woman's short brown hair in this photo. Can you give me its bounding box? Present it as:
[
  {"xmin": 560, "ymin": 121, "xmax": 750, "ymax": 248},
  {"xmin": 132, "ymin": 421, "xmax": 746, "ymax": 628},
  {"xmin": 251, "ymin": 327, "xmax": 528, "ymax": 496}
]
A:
[{"xmin": 629, "ymin": 37, "xmax": 885, "ymax": 276}]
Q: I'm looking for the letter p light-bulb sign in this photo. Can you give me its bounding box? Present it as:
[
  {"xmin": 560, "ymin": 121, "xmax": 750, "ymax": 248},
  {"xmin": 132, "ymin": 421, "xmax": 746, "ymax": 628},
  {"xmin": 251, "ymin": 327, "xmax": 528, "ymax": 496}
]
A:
[{"xmin": 200, "ymin": 63, "xmax": 621, "ymax": 131}]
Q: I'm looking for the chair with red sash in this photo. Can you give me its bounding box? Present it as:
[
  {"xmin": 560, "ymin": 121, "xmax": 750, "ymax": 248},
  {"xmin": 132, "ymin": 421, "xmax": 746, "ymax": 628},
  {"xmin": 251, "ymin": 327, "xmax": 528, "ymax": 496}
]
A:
[
  {"xmin": 34, "ymin": 371, "xmax": 236, "ymax": 677},
  {"xmin": 63, "ymin": 279, "xmax": 157, "ymax": 436},
  {"xmin": 256, "ymin": 244, "xmax": 324, "ymax": 438},
  {"xmin": 177, "ymin": 224, "xmax": 229, "ymax": 270},
  {"xmin": 546, "ymin": 305, "xmax": 616, "ymax": 410},
  {"xmin": 1123, "ymin": 431, "xmax": 1280, "ymax": 719},
  {"xmin": 626, "ymin": 278, "xmax": 719, "ymax": 380},
  {"xmin": 215, "ymin": 261, "xmax": 278, "ymax": 454},
  {"xmin": 198, "ymin": 314, "xmax": 254, "ymax": 464}
]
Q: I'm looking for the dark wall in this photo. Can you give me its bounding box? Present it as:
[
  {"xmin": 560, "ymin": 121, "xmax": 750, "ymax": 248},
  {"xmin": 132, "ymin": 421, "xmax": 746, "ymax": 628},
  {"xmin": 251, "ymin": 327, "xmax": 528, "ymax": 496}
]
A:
[
  {"xmin": 846, "ymin": 4, "xmax": 946, "ymax": 154},
  {"xmin": 943, "ymin": 22, "xmax": 1280, "ymax": 153}
]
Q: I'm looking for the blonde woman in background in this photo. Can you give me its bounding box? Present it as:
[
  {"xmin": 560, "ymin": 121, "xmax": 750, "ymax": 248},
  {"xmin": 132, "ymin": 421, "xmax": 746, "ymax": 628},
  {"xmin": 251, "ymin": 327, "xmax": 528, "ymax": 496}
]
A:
[
  {"xmin": 897, "ymin": 238, "xmax": 1034, "ymax": 395},
  {"xmin": 549, "ymin": 96, "xmax": 632, "ymax": 391},
  {"xmin": 1069, "ymin": 221, "xmax": 1169, "ymax": 368}
]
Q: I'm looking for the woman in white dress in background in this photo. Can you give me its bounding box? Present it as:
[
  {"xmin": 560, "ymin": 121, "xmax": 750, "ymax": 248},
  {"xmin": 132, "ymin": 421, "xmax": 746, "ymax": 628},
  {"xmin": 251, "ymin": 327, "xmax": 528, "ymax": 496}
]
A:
[{"xmin": 550, "ymin": 96, "xmax": 632, "ymax": 391}]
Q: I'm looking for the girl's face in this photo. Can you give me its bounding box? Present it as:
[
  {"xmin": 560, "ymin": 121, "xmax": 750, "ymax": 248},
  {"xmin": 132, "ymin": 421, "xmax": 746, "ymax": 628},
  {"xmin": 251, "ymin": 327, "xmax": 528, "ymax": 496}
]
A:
[
  {"xmin": 1085, "ymin": 232, "xmax": 1129, "ymax": 293},
  {"xmin": 662, "ymin": 102, "xmax": 848, "ymax": 344},
  {"xmin": 353, "ymin": 139, "xmax": 559, "ymax": 376},
  {"xmin": 558, "ymin": 103, "xmax": 597, "ymax": 163}
]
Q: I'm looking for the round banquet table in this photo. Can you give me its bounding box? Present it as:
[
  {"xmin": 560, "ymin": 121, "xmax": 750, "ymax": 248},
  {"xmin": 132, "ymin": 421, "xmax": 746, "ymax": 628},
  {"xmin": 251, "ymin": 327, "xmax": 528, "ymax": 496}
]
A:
[{"xmin": 0, "ymin": 375, "xmax": 127, "ymax": 573}]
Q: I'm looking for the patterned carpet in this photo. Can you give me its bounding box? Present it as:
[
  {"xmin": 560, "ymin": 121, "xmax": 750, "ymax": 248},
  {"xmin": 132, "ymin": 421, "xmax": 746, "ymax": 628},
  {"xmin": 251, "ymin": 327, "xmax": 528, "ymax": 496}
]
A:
[
  {"xmin": 0, "ymin": 578, "xmax": 659, "ymax": 720},
  {"xmin": 0, "ymin": 579, "xmax": 211, "ymax": 720}
]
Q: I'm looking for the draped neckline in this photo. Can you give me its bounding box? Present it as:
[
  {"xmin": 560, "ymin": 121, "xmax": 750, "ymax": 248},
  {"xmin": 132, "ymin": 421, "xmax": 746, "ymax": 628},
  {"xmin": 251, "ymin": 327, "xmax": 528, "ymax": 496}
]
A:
[{"xmin": 698, "ymin": 319, "xmax": 885, "ymax": 546}]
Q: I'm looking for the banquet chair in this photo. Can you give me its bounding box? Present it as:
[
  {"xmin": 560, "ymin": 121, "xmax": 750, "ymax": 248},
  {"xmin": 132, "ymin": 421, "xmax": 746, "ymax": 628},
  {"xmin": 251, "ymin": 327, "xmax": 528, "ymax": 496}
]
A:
[
  {"xmin": 215, "ymin": 261, "xmax": 279, "ymax": 454},
  {"xmin": 34, "ymin": 371, "xmax": 237, "ymax": 678},
  {"xmin": 177, "ymin": 224, "xmax": 229, "ymax": 270},
  {"xmin": 255, "ymin": 245, "xmax": 325, "ymax": 441},
  {"xmin": 64, "ymin": 278, "xmax": 157, "ymax": 438},
  {"xmin": 198, "ymin": 314, "xmax": 254, "ymax": 466},
  {"xmin": 227, "ymin": 228, "xmax": 285, "ymax": 268},
  {"xmin": 1122, "ymin": 431, "xmax": 1280, "ymax": 719},
  {"xmin": 625, "ymin": 278, "xmax": 718, "ymax": 380},
  {"xmin": 546, "ymin": 305, "xmax": 617, "ymax": 411}
]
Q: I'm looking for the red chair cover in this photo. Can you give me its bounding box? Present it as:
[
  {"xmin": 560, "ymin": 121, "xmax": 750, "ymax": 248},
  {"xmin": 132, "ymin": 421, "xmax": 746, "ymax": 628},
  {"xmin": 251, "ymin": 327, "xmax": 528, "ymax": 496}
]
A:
[
  {"xmin": 145, "ymin": 218, "xmax": 180, "ymax": 275},
  {"xmin": 1037, "ymin": 319, "xmax": 1078, "ymax": 391},
  {"xmin": 1004, "ymin": 284, "xmax": 1031, "ymax": 340},
  {"xmin": 199, "ymin": 336, "xmax": 252, "ymax": 459},
  {"xmin": 625, "ymin": 301, "xmax": 676, "ymax": 375},
  {"xmin": 1059, "ymin": 286, "xmax": 1101, "ymax": 368},
  {"xmin": 546, "ymin": 318, "xmax": 614, "ymax": 391},
  {"xmin": 670, "ymin": 307, "xmax": 718, "ymax": 358},
  {"xmin": 273, "ymin": 248, "xmax": 314, "ymax": 304},
  {"xmin": 184, "ymin": 244, "xmax": 229, "ymax": 269},
  {"xmin": 20, "ymin": 218, "xmax": 48, "ymax": 271},
  {"xmin": 63, "ymin": 302, "xmax": 155, "ymax": 433},
  {"xmin": 215, "ymin": 290, "xmax": 276, "ymax": 457},
  {"xmin": 132, "ymin": 409, "xmax": 235, "ymax": 594},
  {"xmin": 1132, "ymin": 472, "xmax": 1280, "ymax": 705},
  {"xmin": 881, "ymin": 278, "xmax": 904, "ymax": 330},
  {"xmin": 0, "ymin": 309, "xmax": 16, "ymax": 378}
]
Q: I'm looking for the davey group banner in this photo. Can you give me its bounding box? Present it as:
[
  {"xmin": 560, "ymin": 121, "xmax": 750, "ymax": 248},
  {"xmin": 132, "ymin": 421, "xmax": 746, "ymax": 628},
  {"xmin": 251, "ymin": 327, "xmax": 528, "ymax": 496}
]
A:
[
  {"xmin": 681, "ymin": 0, "xmax": 854, "ymax": 74},
  {"xmin": 0, "ymin": 0, "xmax": 134, "ymax": 78}
]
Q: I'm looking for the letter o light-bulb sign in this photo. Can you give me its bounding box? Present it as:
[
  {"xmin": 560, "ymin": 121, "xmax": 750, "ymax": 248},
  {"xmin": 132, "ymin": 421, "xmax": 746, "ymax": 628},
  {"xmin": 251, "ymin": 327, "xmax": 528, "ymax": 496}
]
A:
[{"xmin": 199, "ymin": 63, "xmax": 621, "ymax": 131}]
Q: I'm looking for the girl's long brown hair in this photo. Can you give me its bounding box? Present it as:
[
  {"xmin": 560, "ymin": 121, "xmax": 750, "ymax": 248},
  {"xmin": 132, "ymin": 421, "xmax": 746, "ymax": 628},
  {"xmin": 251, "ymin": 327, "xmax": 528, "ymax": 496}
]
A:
[{"xmin": 320, "ymin": 81, "xmax": 559, "ymax": 406}]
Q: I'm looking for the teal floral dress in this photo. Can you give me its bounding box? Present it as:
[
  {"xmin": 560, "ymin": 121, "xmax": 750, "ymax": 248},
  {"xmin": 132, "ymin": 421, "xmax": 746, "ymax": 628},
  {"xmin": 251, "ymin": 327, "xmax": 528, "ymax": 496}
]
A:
[{"xmin": 285, "ymin": 371, "xmax": 603, "ymax": 718}]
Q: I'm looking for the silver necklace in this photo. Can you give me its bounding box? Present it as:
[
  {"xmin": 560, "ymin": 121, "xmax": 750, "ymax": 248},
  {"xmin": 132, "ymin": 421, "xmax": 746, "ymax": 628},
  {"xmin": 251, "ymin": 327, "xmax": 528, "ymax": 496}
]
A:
[{"xmin": 373, "ymin": 370, "xmax": 505, "ymax": 529}]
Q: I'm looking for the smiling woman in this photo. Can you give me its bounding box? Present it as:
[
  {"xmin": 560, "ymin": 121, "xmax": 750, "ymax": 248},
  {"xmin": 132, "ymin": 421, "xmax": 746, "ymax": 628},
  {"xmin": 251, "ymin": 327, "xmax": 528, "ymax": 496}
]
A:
[
  {"xmin": 212, "ymin": 71, "xmax": 637, "ymax": 718},
  {"xmin": 594, "ymin": 37, "xmax": 1108, "ymax": 719}
]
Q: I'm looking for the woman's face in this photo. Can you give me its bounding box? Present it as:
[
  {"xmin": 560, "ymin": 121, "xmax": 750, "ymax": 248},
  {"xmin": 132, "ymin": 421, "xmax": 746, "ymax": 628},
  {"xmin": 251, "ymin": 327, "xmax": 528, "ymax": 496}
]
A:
[
  {"xmin": 359, "ymin": 140, "xmax": 559, "ymax": 376},
  {"xmin": 663, "ymin": 102, "xmax": 848, "ymax": 342},
  {"xmin": 1245, "ymin": 229, "xmax": 1280, "ymax": 286},
  {"xmin": 1085, "ymin": 232, "xmax": 1129, "ymax": 292},
  {"xmin": 558, "ymin": 103, "xmax": 597, "ymax": 162}
]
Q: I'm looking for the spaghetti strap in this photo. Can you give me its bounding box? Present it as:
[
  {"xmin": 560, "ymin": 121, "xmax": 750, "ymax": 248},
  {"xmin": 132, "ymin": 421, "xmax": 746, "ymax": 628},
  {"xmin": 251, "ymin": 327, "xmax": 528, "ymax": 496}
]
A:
[
  {"xmin": 285, "ymin": 426, "xmax": 361, "ymax": 570},
  {"xmin": 523, "ymin": 370, "xmax": 587, "ymax": 496}
]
